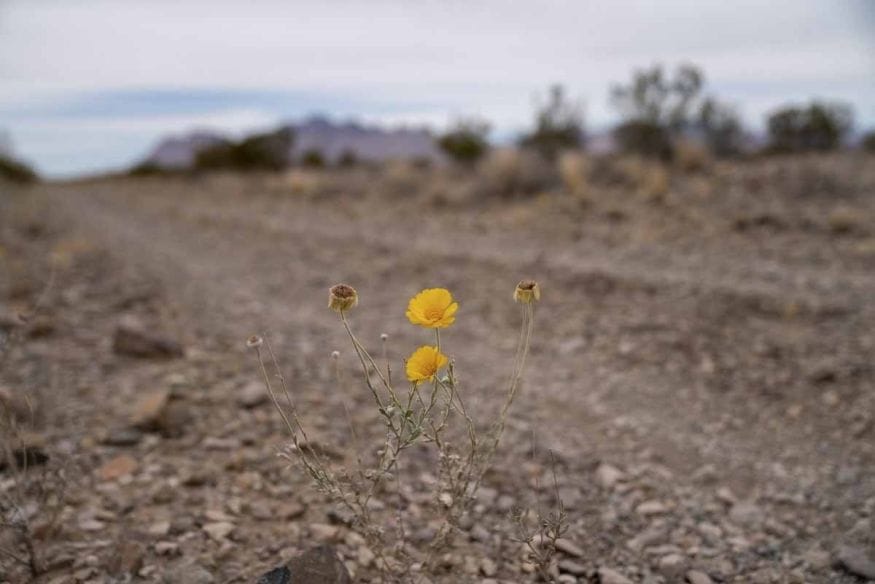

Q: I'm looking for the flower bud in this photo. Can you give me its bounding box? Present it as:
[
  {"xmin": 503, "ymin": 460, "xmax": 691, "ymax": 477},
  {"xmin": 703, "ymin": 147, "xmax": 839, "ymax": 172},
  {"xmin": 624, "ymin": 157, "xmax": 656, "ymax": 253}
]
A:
[
  {"xmin": 328, "ymin": 284, "xmax": 358, "ymax": 313},
  {"xmin": 513, "ymin": 280, "xmax": 541, "ymax": 304}
]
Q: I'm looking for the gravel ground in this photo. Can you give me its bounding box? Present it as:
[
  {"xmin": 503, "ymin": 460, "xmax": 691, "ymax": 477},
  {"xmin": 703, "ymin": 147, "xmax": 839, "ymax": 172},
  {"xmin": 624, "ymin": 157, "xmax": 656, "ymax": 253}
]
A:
[{"xmin": 1, "ymin": 153, "xmax": 874, "ymax": 583}]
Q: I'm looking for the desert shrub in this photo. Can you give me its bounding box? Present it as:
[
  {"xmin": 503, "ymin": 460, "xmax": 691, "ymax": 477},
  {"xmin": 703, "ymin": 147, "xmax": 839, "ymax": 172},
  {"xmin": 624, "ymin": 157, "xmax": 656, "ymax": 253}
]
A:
[
  {"xmin": 127, "ymin": 162, "xmax": 179, "ymax": 177},
  {"xmin": 247, "ymin": 281, "xmax": 565, "ymax": 581},
  {"xmin": 301, "ymin": 149, "xmax": 325, "ymax": 168},
  {"xmin": 859, "ymin": 130, "xmax": 875, "ymax": 153},
  {"xmin": 613, "ymin": 120, "xmax": 673, "ymax": 161},
  {"xmin": 698, "ymin": 97, "xmax": 744, "ymax": 158},
  {"xmin": 438, "ymin": 118, "xmax": 491, "ymax": 166},
  {"xmin": 195, "ymin": 127, "xmax": 293, "ymax": 171},
  {"xmin": 281, "ymin": 169, "xmax": 325, "ymax": 197},
  {"xmin": 611, "ymin": 63, "xmax": 704, "ymax": 159},
  {"xmin": 338, "ymin": 149, "xmax": 359, "ymax": 167},
  {"xmin": 557, "ymin": 151, "xmax": 591, "ymax": 198},
  {"xmin": 520, "ymin": 85, "xmax": 584, "ymax": 161},
  {"xmin": 0, "ymin": 155, "xmax": 38, "ymax": 184},
  {"xmin": 765, "ymin": 101, "xmax": 853, "ymax": 153},
  {"xmin": 478, "ymin": 148, "xmax": 555, "ymax": 196},
  {"xmin": 611, "ymin": 63, "xmax": 744, "ymax": 160}
]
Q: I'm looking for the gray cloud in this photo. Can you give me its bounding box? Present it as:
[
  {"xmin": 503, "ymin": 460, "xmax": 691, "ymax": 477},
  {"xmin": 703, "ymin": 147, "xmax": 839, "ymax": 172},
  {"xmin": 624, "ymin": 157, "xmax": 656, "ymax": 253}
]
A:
[{"xmin": 1, "ymin": 0, "xmax": 873, "ymax": 175}]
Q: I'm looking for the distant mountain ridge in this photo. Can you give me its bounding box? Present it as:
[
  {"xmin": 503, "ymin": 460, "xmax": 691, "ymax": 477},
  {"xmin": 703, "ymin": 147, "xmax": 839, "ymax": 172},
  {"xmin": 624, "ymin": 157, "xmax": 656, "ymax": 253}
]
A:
[{"xmin": 139, "ymin": 117, "xmax": 445, "ymax": 169}]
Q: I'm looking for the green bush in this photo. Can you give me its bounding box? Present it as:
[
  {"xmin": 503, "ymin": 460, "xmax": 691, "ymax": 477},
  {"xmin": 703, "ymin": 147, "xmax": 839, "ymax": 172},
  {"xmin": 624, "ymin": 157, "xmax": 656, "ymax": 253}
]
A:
[
  {"xmin": 301, "ymin": 149, "xmax": 325, "ymax": 168},
  {"xmin": 765, "ymin": 101, "xmax": 853, "ymax": 153},
  {"xmin": 520, "ymin": 85, "xmax": 584, "ymax": 161},
  {"xmin": 438, "ymin": 118, "xmax": 491, "ymax": 166},
  {"xmin": 195, "ymin": 128, "xmax": 293, "ymax": 171},
  {"xmin": 862, "ymin": 130, "xmax": 875, "ymax": 153},
  {"xmin": 0, "ymin": 155, "xmax": 38, "ymax": 184}
]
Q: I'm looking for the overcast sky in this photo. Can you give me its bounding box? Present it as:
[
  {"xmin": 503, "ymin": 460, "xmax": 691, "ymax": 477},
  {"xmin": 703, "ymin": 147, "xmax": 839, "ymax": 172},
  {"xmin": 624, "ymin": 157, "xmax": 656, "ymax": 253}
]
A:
[{"xmin": 1, "ymin": 0, "xmax": 873, "ymax": 177}]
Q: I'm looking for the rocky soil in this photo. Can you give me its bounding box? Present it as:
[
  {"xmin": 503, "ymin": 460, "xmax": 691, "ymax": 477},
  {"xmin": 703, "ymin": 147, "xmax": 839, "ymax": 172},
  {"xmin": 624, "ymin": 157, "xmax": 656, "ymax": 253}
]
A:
[{"xmin": 1, "ymin": 153, "xmax": 874, "ymax": 583}]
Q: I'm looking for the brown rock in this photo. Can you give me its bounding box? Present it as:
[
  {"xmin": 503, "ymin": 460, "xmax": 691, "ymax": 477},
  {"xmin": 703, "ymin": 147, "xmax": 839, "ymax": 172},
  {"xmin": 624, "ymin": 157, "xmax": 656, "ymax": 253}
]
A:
[
  {"xmin": 130, "ymin": 389, "xmax": 191, "ymax": 437},
  {"xmin": 98, "ymin": 454, "xmax": 138, "ymax": 481},
  {"xmin": 131, "ymin": 389, "xmax": 171, "ymax": 429},
  {"xmin": 113, "ymin": 318, "xmax": 183, "ymax": 359},
  {"xmin": 203, "ymin": 521, "xmax": 235, "ymax": 541}
]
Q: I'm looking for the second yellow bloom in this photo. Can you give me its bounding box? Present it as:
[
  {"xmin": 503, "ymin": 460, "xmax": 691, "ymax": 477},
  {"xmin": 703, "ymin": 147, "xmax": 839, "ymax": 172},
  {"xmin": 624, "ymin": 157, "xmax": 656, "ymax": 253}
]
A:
[{"xmin": 405, "ymin": 345, "xmax": 449, "ymax": 382}]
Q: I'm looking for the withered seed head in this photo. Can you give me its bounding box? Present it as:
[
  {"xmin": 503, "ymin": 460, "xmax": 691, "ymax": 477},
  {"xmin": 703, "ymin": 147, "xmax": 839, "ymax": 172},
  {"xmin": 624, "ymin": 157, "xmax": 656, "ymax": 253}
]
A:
[
  {"xmin": 246, "ymin": 335, "xmax": 264, "ymax": 349},
  {"xmin": 328, "ymin": 284, "xmax": 358, "ymax": 313},
  {"xmin": 513, "ymin": 280, "xmax": 541, "ymax": 304}
]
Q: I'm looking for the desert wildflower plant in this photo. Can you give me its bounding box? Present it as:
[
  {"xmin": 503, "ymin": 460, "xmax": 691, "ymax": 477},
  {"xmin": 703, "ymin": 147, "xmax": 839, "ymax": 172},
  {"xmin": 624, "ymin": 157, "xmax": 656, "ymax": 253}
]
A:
[{"xmin": 248, "ymin": 280, "xmax": 546, "ymax": 581}]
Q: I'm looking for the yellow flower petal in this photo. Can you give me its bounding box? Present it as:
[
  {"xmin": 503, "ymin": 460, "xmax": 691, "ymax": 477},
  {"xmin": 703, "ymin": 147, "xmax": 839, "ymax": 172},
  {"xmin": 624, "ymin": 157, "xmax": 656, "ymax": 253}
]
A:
[
  {"xmin": 405, "ymin": 345, "xmax": 449, "ymax": 382},
  {"xmin": 406, "ymin": 288, "xmax": 458, "ymax": 329}
]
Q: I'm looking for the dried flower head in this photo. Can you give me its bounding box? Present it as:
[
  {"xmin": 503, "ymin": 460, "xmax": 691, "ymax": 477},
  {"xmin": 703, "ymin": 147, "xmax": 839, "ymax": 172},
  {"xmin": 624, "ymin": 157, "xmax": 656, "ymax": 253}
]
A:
[
  {"xmin": 328, "ymin": 284, "xmax": 358, "ymax": 313},
  {"xmin": 405, "ymin": 345, "xmax": 449, "ymax": 382},
  {"xmin": 406, "ymin": 288, "xmax": 458, "ymax": 328},
  {"xmin": 246, "ymin": 335, "xmax": 264, "ymax": 349},
  {"xmin": 513, "ymin": 280, "xmax": 541, "ymax": 304},
  {"xmin": 331, "ymin": 350, "xmax": 340, "ymax": 359}
]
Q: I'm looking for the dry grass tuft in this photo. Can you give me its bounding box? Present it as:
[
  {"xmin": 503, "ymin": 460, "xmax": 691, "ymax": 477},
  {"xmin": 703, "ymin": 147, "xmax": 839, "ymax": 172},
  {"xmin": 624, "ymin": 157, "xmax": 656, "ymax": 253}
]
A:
[
  {"xmin": 557, "ymin": 151, "xmax": 591, "ymax": 200},
  {"xmin": 617, "ymin": 157, "xmax": 670, "ymax": 202},
  {"xmin": 383, "ymin": 161, "xmax": 424, "ymax": 196},
  {"xmin": 673, "ymin": 139, "xmax": 713, "ymax": 174},
  {"xmin": 477, "ymin": 149, "xmax": 554, "ymax": 197}
]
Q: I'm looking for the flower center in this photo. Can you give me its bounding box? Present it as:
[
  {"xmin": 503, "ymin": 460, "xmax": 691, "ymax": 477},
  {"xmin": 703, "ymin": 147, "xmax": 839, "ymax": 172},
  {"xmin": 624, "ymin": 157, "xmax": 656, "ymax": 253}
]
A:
[{"xmin": 425, "ymin": 307, "xmax": 444, "ymax": 322}]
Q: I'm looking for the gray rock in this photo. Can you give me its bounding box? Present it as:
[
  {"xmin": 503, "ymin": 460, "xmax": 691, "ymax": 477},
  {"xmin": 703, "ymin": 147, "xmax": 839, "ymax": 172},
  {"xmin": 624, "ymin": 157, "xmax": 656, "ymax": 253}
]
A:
[
  {"xmin": 728, "ymin": 500, "xmax": 763, "ymax": 526},
  {"xmin": 627, "ymin": 523, "xmax": 668, "ymax": 551},
  {"xmin": 555, "ymin": 538, "xmax": 585, "ymax": 558},
  {"xmin": 256, "ymin": 546, "xmax": 351, "ymax": 584},
  {"xmin": 686, "ymin": 570, "xmax": 713, "ymax": 584},
  {"xmin": 598, "ymin": 567, "xmax": 634, "ymax": 584},
  {"xmin": 657, "ymin": 553, "xmax": 686, "ymax": 581},
  {"xmin": 836, "ymin": 545, "xmax": 875, "ymax": 580},
  {"xmin": 102, "ymin": 427, "xmax": 143, "ymax": 447},
  {"xmin": 165, "ymin": 561, "xmax": 214, "ymax": 584},
  {"xmin": 558, "ymin": 559, "xmax": 587, "ymax": 576},
  {"xmin": 237, "ymin": 381, "xmax": 268, "ymax": 409},
  {"xmin": 595, "ymin": 462, "xmax": 624, "ymax": 489}
]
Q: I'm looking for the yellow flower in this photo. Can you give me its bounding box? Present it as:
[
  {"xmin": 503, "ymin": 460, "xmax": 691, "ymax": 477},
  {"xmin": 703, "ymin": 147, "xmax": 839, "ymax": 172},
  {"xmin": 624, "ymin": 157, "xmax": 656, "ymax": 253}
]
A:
[
  {"xmin": 513, "ymin": 280, "xmax": 541, "ymax": 304},
  {"xmin": 328, "ymin": 284, "xmax": 358, "ymax": 313},
  {"xmin": 405, "ymin": 345, "xmax": 449, "ymax": 383},
  {"xmin": 406, "ymin": 288, "xmax": 458, "ymax": 328}
]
